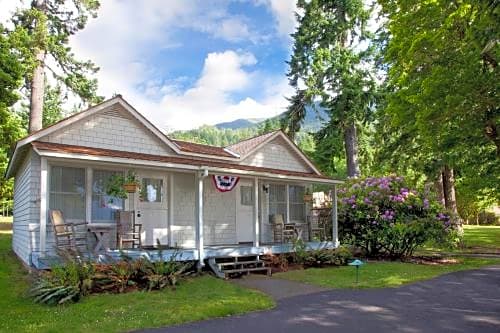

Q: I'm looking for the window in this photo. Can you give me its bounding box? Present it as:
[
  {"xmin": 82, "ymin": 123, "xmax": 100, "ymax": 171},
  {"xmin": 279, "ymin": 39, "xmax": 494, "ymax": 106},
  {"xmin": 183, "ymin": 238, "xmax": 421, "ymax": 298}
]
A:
[
  {"xmin": 240, "ymin": 186, "xmax": 254, "ymax": 206},
  {"xmin": 92, "ymin": 170, "xmax": 124, "ymax": 222},
  {"xmin": 269, "ymin": 184, "xmax": 287, "ymax": 222},
  {"xmin": 289, "ymin": 185, "xmax": 305, "ymax": 222},
  {"xmin": 140, "ymin": 178, "xmax": 163, "ymax": 203},
  {"xmin": 49, "ymin": 166, "xmax": 86, "ymax": 220}
]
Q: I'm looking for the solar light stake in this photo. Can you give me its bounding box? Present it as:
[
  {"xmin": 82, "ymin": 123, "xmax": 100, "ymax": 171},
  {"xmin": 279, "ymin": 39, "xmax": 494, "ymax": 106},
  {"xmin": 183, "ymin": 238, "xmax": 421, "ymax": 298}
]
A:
[{"xmin": 348, "ymin": 259, "xmax": 365, "ymax": 285}]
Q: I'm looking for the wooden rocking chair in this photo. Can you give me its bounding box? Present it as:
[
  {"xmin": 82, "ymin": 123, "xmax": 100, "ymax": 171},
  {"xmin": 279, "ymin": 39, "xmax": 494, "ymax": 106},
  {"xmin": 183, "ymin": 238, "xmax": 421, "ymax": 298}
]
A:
[
  {"xmin": 49, "ymin": 210, "xmax": 89, "ymax": 253},
  {"xmin": 116, "ymin": 211, "xmax": 142, "ymax": 249},
  {"xmin": 271, "ymin": 214, "xmax": 295, "ymax": 243}
]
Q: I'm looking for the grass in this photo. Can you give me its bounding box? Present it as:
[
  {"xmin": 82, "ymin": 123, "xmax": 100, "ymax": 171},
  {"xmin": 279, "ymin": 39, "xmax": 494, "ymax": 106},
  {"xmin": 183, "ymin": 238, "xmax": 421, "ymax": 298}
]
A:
[
  {"xmin": 277, "ymin": 226, "xmax": 500, "ymax": 289},
  {"xmin": 461, "ymin": 225, "xmax": 500, "ymax": 250},
  {"xmin": 0, "ymin": 233, "xmax": 274, "ymax": 333},
  {"xmin": 421, "ymin": 225, "xmax": 500, "ymax": 255},
  {"xmin": 275, "ymin": 257, "xmax": 500, "ymax": 289}
]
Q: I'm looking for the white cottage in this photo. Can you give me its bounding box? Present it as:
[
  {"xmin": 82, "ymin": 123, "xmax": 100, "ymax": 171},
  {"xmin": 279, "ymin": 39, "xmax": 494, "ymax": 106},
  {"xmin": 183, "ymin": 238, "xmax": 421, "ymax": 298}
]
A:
[{"xmin": 6, "ymin": 95, "xmax": 342, "ymax": 270}]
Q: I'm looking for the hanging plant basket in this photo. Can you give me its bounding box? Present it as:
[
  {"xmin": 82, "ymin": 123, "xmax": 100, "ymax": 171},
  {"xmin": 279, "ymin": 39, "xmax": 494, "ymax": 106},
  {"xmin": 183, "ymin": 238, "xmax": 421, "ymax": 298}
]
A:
[
  {"xmin": 105, "ymin": 170, "xmax": 140, "ymax": 199},
  {"xmin": 303, "ymin": 194, "xmax": 313, "ymax": 202},
  {"xmin": 123, "ymin": 183, "xmax": 139, "ymax": 193}
]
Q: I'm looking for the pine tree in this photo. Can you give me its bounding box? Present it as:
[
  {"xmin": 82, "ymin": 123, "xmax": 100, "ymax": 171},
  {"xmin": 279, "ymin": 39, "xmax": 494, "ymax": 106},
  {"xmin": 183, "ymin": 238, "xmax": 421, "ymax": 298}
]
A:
[
  {"xmin": 285, "ymin": 0, "xmax": 378, "ymax": 178},
  {"xmin": 10, "ymin": 0, "xmax": 102, "ymax": 133}
]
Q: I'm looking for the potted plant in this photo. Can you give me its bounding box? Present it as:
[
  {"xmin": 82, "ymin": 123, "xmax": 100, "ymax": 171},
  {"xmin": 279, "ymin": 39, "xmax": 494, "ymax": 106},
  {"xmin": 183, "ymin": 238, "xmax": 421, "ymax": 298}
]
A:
[
  {"xmin": 105, "ymin": 171, "xmax": 140, "ymax": 200},
  {"xmin": 122, "ymin": 171, "xmax": 140, "ymax": 193},
  {"xmin": 303, "ymin": 188, "xmax": 313, "ymax": 202}
]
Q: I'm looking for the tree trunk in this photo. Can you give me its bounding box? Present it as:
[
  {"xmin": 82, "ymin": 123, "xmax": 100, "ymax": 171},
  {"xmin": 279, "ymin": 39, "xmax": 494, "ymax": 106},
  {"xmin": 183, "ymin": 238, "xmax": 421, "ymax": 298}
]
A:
[
  {"xmin": 434, "ymin": 172, "xmax": 446, "ymax": 207},
  {"xmin": 28, "ymin": 0, "xmax": 47, "ymax": 134},
  {"xmin": 344, "ymin": 121, "xmax": 360, "ymax": 178},
  {"xmin": 29, "ymin": 49, "xmax": 45, "ymax": 133},
  {"xmin": 442, "ymin": 165, "xmax": 458, "ymax": 215}
]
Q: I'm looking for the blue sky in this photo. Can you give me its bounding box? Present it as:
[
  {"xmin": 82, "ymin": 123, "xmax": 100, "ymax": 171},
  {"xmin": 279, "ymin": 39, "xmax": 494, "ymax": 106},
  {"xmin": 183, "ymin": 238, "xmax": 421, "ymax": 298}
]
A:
[{"xmin": 0, "ymin": 0, "xmax": 298, "ymax": 131}]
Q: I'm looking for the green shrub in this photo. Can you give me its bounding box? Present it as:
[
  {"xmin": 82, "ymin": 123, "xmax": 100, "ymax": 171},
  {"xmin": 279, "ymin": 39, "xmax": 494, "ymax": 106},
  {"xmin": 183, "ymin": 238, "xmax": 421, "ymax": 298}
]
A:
[
  {"xmin": 338, "ymin": 176, "xmax": 460, "ymax": 258},
  {"xmin": 30, "ymin": 249, "xmax": 194, "ymax": 305},
  {"xmin": 292, "ymin": 239, "xmax": 353, "ymax": 267},
  {"xmin": 30, "ymin": 257, "xmax": 94, "ymax": 305}
]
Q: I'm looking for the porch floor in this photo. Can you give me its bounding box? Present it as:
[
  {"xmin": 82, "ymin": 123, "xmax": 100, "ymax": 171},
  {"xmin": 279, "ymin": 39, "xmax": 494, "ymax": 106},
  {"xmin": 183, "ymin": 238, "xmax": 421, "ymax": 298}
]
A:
[{"xmin": 31, "ymin": 241, "xmax": 337, "ymax": 269}]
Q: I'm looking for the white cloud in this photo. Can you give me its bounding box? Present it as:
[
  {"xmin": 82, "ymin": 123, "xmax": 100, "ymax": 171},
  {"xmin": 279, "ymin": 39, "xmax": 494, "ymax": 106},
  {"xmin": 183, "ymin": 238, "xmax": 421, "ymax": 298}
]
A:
[
  {"xmin": 155, "ymin": 50, "xmax": 292, "ymax": 131},
  {"xmin": 1, "ymin": 0, "xmax": 294, "ymax": 131},
  {"xmin": 257, "ymin": 0, "xmax": 298, "ymax": 39},
  {"xmin": 214, "ymin": 18, "xmax": 253, "ymax": 42}
]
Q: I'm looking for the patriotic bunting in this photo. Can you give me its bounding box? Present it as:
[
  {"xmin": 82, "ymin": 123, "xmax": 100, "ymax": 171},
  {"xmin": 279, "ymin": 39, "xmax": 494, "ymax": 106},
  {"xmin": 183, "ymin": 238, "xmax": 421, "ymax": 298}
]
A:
[{"xmin": 212, "ymin": 175, "xmax": 240, "ymax": 192}]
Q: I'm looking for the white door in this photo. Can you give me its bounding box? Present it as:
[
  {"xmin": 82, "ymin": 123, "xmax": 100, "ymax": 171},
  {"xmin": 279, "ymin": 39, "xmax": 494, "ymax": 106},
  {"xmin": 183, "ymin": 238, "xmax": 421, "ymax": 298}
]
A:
[
  {"xmin": 135, "ymin": 171, "xmax": 169, "ymax": 246},
  {"xmin": 235, "ymin": 181, "xmax": 254, "ymax": 243}
]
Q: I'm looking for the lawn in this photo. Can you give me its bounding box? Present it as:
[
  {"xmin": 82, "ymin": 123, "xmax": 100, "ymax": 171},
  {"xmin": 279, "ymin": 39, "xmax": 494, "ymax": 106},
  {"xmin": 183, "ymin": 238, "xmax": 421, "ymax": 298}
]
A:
[
  {"xmin": 275, "ymin": 257, "xmax": 500, "ymax": 289},
  {"xmin": 0, "ymin": 233, "xmax": 274, "ymax": 333},
  {"xmin": 461, "ymin": 225, "xmax": 500, "ymax": 251},
  {"xmin": 420, "ymin": 225, "xmax": 500, "ymax": 255},
  {"xmin": 277, "ymin": 225, "xmax": 500, "ymax": 289}
]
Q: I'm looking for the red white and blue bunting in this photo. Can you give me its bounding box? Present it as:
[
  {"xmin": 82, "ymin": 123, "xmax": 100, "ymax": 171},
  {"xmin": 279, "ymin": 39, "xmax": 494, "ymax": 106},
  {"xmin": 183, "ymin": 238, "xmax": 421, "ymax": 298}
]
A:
[{"xmin": 212, "ymin": 175, "xmax": 240, "ymax": 192}]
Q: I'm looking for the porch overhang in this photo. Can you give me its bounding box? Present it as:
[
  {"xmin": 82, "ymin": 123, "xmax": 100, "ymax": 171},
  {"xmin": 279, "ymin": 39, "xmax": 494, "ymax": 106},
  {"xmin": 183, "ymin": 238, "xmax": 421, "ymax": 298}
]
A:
[{"xmin": 31, "ymin": 141, "xmax": 344, "ymax": 185}]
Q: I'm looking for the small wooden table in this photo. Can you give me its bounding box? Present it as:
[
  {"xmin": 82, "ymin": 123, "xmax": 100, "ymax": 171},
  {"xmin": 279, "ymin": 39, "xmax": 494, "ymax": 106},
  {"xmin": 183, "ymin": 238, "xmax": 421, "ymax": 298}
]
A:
[
  {"xmin": 87, "ymin": 223, "xmax": 115, "ymax": 254},
  {"xmin": 284, "ymin": 223, "xmax": 306, "ymax": 240}
]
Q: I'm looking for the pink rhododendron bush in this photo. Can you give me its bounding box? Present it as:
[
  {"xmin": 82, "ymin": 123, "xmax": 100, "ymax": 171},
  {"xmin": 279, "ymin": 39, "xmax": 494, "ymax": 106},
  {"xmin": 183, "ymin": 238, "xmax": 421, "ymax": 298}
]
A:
[{"xmin": 338, "ymin": 176, "xmax": 460, "ymax": 258}]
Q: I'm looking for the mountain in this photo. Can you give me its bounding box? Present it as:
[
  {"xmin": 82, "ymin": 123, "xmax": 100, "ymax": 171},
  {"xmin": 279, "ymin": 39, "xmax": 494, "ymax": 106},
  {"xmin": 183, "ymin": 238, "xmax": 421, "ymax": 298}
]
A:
[
  {"xmin": 169, "ymin": 104, "xmax": 329, "ymax": 147},
  {"xmin": 215, "ymin": 118, "xmax": 266, "ymax": 130},
  {"xmin": 214, "ymin": 103, "xmax": 328, "ymax": 131}
]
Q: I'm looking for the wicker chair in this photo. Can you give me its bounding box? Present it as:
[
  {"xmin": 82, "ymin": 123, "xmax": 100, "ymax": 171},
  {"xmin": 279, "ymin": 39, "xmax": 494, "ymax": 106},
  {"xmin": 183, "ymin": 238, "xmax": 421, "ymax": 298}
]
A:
[
  {"xmin": 49, "ymin": 210, "xmax": 89, "ymax": 253},
  {"xmin": 116, "ymin": 211, "xmax": 142, "ymax": 249}
]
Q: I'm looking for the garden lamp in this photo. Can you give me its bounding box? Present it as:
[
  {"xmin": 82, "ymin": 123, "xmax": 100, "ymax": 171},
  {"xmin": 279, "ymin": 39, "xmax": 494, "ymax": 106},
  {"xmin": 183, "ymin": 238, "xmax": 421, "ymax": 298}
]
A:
[{"xmin": 348, "ymin": 259, "xmax": 365, "ymax": 284}]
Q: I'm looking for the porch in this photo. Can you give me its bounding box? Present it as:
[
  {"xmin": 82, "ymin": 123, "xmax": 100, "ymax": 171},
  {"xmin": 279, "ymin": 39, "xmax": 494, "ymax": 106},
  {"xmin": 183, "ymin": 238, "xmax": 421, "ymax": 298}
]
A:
[
  {"xmin": 32, "ymin": 153, "xmax": 341, "ymax": 269},
  {"xmin": 32, "ymin": 241, "xmax": 338, "ymax": 269}
]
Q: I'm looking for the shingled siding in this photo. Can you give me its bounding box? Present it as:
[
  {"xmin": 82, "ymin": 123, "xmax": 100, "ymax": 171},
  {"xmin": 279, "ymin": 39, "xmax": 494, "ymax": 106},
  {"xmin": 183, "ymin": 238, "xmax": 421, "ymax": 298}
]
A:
[
  {"xmin": 241, "ymin": 136, "xmax": 312, "ymax": 173},
  {"xmin": 12, "ymin": 150, "xmax": 41, "ymax": 265},
  {"xmin": 203, "ymin": 177, "xmax": 237, "ymax": 245},
  {"xmin": 40, "ymin": 104, "xmax": 173, "ymax": 156},
  {"xmin": 172, "ymin": 173, "xmax": 196, "ymax": 248}
]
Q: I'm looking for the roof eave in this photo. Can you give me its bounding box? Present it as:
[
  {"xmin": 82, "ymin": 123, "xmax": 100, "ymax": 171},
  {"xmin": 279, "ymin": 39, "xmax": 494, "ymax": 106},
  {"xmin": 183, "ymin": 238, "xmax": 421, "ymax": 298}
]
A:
[{"xmin": 33, "ymin": 147, "xmax": 344, "ymax": 185}]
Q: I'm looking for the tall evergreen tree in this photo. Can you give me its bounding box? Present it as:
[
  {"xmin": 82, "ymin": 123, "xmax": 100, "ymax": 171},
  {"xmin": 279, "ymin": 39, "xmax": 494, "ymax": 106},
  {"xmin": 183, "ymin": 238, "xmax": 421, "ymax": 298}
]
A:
[
  {"xmin": 0, "ymin": 27, "xmax": 24, "ymax": 200},
  {"xmin": 378, "ymin": 0, "xmax": 499, "ymax": 211},
  {"xmin": 284, "ymin": 0, "xmax": 378, "ymax": 178},
  {"xmin": 10, "ymin": 0, "xmax": 102, "ymax": 133}
]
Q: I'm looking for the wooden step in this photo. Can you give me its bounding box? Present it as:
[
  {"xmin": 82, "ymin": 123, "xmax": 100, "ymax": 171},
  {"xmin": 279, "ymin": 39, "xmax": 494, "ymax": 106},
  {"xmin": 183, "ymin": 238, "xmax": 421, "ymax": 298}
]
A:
[
  {"xmin": 222, "ymin": 266, "xmax": 271, "ymax": 275},
  {"xmin": 217, "ymin": 260, "xmax": 262, "ymax": 267},
  {"xmin": 207, "ymin": 255, "xmax": 271, "ymax": 279}
]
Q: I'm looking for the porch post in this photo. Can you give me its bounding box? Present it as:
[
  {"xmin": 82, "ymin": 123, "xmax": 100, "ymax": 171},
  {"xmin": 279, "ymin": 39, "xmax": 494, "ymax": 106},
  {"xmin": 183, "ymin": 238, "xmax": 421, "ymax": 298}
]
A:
[
  {"xmin": 332, "ymin": 184, "xmax": 339, "ymax": 247},
  {"xmin": 39, "ymin": 157, "xmax": 48, "ymax": 256},
  {"xmin": 196, "ymin": 170, "xmax": 207, "ymax": 267},
  {"xmin": 253, "ymin": 177, "xmax": 259, "ymax": 247},
  {"xmin": 168, "ymin": 173, "xmax": 174, "ymax": 247}
]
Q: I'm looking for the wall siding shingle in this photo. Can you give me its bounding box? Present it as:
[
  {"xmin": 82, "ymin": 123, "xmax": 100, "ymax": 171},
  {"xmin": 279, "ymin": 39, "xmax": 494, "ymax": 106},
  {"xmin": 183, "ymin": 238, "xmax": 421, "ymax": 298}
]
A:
[
  {"xmin": 40, "ymin": 104, "xmax": 173, "ymax": 156},
  {"xmin": 241, "ymin": 136, "xmax": 312, "ymax": 173},
  {"xmin": 12, "ymin": 149, "xmax": 41, "ymax": 265}
]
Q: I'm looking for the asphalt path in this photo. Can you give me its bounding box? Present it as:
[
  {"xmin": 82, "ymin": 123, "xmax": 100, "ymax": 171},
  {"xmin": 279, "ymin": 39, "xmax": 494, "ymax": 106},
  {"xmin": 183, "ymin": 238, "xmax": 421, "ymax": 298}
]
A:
[{"xmin": 139, "ymin": 265, "xmax": 500, "ymax": 333}]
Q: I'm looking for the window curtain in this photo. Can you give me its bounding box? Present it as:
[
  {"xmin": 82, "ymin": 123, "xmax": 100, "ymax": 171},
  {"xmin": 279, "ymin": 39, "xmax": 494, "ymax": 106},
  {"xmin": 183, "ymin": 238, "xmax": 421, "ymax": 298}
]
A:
[
  {"xmin": 269, "ymin": 184, "xmax": 287, "ymax": 222},
  {"xmin": 289, "ymin": 185, "xmax": 305, "ymax": 222},
  {"xmin": 49, "ymin": 166, "xmax": 86, "ymax": 220},
  {"xmin": 92, "ymin": 170, "xmax": 124, "ymax": 222}
]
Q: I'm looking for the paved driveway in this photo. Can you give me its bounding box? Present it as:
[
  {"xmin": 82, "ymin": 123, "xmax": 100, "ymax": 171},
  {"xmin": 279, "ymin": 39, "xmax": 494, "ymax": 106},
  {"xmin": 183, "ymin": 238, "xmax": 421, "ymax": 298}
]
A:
[{"xmin": 140, "ymin": 266, "xmax": 500, "ymax": 333}]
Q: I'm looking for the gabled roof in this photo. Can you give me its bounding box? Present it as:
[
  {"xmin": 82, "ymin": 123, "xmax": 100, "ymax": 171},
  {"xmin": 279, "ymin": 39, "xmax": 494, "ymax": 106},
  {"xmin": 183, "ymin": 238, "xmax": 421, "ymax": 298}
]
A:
[
  {"xmin": 6, "ymin": 96, "xmax": 325, "ymax": 178},
  {"xmin": 226, "ymin": 131, "xmax": 277, "ymax": 157},
  {"xmin": 172, "ymin": 140, "xmax": 237, "ymax": 158},
  {"xmin": 227, "ymin": 130, "xmax": 322, "ymax": 175}
]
